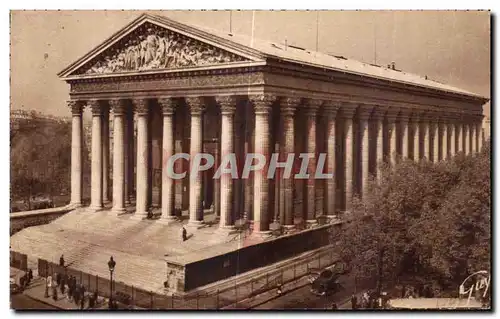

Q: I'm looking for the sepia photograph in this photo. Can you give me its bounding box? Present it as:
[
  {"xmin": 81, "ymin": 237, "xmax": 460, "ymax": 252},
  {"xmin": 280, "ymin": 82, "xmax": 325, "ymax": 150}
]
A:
[{"xmin": 9, "ymin": 9, "xmax": 491, "ymax": 311}]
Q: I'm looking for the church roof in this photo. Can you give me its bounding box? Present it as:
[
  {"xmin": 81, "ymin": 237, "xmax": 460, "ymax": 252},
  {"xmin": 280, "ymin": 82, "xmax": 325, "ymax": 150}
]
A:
[
  {"xmin": 59, "ymin": 13, "xmax": 487, "ymax": 102},
  {"xmin": 180, "ymin": 16, "xmax": 484, "ymax": 100}
]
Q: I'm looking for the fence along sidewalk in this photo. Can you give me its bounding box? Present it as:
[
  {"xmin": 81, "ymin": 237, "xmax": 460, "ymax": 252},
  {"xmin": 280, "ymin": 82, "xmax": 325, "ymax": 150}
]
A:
[{"xmin": 36, "ymin": 248, "xmax": 337, "ymax": 309}]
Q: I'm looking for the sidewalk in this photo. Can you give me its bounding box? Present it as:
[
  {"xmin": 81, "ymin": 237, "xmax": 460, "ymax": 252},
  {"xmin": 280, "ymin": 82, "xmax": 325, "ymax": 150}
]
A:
[{"xmin": 22, "ymin": 279, "xmax": 108, "ymax": 310}]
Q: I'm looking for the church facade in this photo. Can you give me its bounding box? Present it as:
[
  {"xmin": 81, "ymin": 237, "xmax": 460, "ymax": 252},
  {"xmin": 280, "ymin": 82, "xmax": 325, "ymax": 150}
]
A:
[
  {"xmin": 10, "ymin": 13, "xmax": 488, "ymax": 295},
  {"xmin": 59, "ymin": 13, "xmax": 487, "ymax": 233}
]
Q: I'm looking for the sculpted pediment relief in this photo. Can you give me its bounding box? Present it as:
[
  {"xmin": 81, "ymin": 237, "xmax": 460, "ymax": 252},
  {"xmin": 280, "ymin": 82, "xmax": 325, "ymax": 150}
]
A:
[{"xmin": 73, "ymin": 22, "xmax": 249, "ymax": 75}]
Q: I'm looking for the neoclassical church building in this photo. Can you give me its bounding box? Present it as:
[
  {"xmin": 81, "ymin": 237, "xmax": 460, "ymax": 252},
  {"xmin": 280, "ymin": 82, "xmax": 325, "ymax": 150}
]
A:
[{"xmin": 12, "ymin": 13, "xmax": 488, "ymax": 294}]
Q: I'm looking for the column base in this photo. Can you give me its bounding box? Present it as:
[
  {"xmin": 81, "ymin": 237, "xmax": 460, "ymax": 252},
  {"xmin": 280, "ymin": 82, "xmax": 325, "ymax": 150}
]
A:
[
  {"xmin": 186, "ymin": 220, "xmax": 204, "ymax": 229},
  {"xmin": 130, "ymin": 212, "xmax": 148, "ymax": 220},
  {"xmin": 250, "ymin": 230, "xmax": 272, "ymax": 240},
  {"xmin": 306, "ymin": 219, "xmax": 319, "ymax": 228},
  {"xmin": 216, "ymin": 225, "xmax": 237, "ymax": 236},
  {"xmin": 88, "ymin": 205, "xmax": 103, "ymax": 212},
  {"xmin": 157, "ymin": 216, "xmax": 178, "ymax": 225},
  {"xmin": 68, "ymin": 202, "xmax": 83, "ymax": 209},
  {"xmin": 111, "ymin": 207, "xmax": 127, "ymax": 215}
]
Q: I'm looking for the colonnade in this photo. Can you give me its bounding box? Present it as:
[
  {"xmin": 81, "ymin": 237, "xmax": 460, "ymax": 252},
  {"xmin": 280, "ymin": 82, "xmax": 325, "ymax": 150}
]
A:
[{"xmin": 68, "ymin": 97, "xmax": 484, "ymax": 236}]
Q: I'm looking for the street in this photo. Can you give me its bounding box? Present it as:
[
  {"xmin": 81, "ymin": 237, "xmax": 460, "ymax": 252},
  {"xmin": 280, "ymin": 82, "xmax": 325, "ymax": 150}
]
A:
[
  {"xmin": 254, "ymin": 274, "xmax": 360, "ymax": 309},
  {"xmin": 10, "ymin": 293, "xmax": 57, "ymax": 310}
]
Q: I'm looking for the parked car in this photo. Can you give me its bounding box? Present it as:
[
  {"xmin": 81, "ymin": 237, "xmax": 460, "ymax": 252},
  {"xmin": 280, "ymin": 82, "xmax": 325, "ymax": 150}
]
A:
[
  {"xmin": 10, "ymin": 278, "xmax": 21, "ymax": 295},
  {"xmin": 309, "ymin": 262, "xmax": 349, "ymax": 296},
  {"xmin": 30, "ymin": 194, "xmax": 54, "ymax": 210},
  {"xmin": 310, "ymin": 268, "xmax": 342, "ymax": 296}
]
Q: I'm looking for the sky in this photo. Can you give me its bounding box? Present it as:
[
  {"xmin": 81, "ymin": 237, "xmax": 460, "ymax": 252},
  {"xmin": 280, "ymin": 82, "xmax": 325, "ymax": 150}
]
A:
[{"xmin": 10, "ymin": 10, "xmax": 491, "ymax": 118}]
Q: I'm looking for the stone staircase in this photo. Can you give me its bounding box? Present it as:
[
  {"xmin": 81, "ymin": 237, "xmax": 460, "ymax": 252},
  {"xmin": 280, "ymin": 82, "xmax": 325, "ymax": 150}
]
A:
[{"xmin": 10, "ymin": 208, "xmax": 246, "ymax": 293}]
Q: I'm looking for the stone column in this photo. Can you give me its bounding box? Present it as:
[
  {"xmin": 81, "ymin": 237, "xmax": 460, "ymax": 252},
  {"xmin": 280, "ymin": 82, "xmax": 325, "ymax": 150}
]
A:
[
  {"xmin": 399, "ymin": 111, "xmax": 411, "ymax": 159},
  {"xmin": 386, "ymin": 111, "xmax": 398, "ymax": 166},
  {"xmin": 217, "ymin": 96, "xmax": 236, "ymax": 229},
  {"xmin": 463, "ymin": 121, "xmax": 470, "ymax": 155},
  {"xmin": 477, "ymin": 120, "xmax": 483, "ymax": 151},
  {"xmin": 341, "ymin": 104, "xmax": 357, "ymax": 212},
  {"xmin": 457, "ymin": 121, "xmax": 463, "ymax": 153},
  {"xmin": 431, "ymin": 120, "xmax": 440, "ymax": 163},
  {"xmin": 422, "ymin": 115, "xmax": 431, "ymax": 160},
  {"xmin": 441, "ymin": 119, "xmax": 448, "ymax": 160},
  {"xmin": 372, "ymin": 107, "xmax": 386, "ymax": 181},
  {"xmin": 124, "ymin": 107, "xmax": 132, "ymax": 205},
  {"xmin": 411, "ymin": 114, "xmax": 421, "ymax": 161},
  {"xmin": 186, "ymin": 97, "xmax": 205, "ymax": 227},
  {"xmin": 251, "ymin": 94, "xmax": 275, "ymax": 234},
  {"xmin": 89, "ymin": 100, "xmax": 103, "ymax": 211},
  {"xmin": 449, "ymin": 118, "xmax": 456, "ymax": 157},
  {"xmin": 281, "ymin": 97, "xmax": 300, "ymax": 228},
  {"xmin": 305, "ymin": 99, "xmax": 321, "ymax": 225},
  {"xmin": 358, "ymin": 105, "xmax": 373, "ymax": 199},
  {"xmin": 110, "ymin": 99, "xmax": 126, "ymax": 214},
  {"xmin": 101, "ymin": 106, "xmax": 110, "ymax": 204},
  {"xmin": 470, "ymin": 122, "xmax": 477, "ymax": 154},
  {"xmin": 69, "ymin": 100, "xmax": 84, "ymax": 207},
  {"xmin": 324, "ymin": 102, "xmax": 339, "ymax": 217},
  {"xmin": 158, "ymin": 98, "xmax": 176, "ymax": 224},
  {"xmin": 133, "ymin": 99, "xmax": 149, "ymax": 219}
]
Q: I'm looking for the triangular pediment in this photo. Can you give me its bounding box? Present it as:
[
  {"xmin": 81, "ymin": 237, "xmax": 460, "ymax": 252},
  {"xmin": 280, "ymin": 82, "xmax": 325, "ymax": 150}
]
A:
[{"xmin": 60, "ymin": 14, "xmax": 264, "ymax": 78}]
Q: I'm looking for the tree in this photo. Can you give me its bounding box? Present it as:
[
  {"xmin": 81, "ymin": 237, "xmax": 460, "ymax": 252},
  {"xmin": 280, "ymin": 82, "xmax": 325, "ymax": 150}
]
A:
[
  {"xmin": 333, "ymin": 145, "xmax": 491, "ymax": 297},
  {"xmin": 10, "ymin": 114, "xmax": 76, "ymax": 210}
]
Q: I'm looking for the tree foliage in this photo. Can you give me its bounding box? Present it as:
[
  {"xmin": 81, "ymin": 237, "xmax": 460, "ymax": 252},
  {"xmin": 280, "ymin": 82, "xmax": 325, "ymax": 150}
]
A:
[
  {"xmin": 333, "ymin": 144, "xmax": 491, "ymax": 296},
  {"xmin": 10, "ymin": 114, "xmax": 90, "ymax": 210}
]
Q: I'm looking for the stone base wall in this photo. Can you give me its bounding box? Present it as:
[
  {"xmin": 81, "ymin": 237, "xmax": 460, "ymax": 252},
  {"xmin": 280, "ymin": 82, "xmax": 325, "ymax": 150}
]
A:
[
  {"xmin": 10, "ymin": 207, "xmax": 72, "ymax": 235},
  {"xmin": 167, "ymin": 223, "xmax": 340, "ymax": 293}
]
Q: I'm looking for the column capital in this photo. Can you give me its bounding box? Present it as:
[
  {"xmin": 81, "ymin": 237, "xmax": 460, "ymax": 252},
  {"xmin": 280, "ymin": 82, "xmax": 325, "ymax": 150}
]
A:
[
  {"xmin": 339, "ymin": 102, "xmax": 358, "ymax": 119},
  {"xmin": 398, "ymin": 109, "xmax": 412, "ymax": 122},
  {"xmin": 323, "ymin": 101, "xmax": 340, "ymax": 118},
  {"xmin": 215, "ymin": 95, "xmax": 237, "ymax": 115},
  {"xmin": 385, "ymin": 108, "xmax": 400, "ymax": 123},
  {"xmin": 357, "ymin": 104, "xmax": 374, "ymax": 120},
  {"xmin": 409, "ymin": 111, "xmax": 424, "ymax": 123},
  {"xmin": 250, "ymin": 94, "xmax": 276, "ymax": 114},
  {"xmin": 304, "ymin": 98, "xmax": 322, "ymax": 116},
  {"xmin": 186, "ymin": 96, "xmax": 206, "ymax": 115},
  {"xmin": 279, "ymin": 96, "xmax": 301, "ymax": 109},
  {"xmin": 158, "ymin": 97, "xmax": 176, "ymax": 115},
  {"xmin": 371, "ymin": 106, "xmax": 388, "ymax": 120},
  {"xmin": 132, "ymin": 98, "xmax": 149, "ymax": 115},
  {"xmin": 109, "ymin": 99, "xmax": 127, "ymax": 115},
  {"xmin": 88, "ymin": 100, "xmax": 103, "ymax": 116},
  {"xmin": 67, "ymin": 100, "xmax": 85, "ymax": 115}
]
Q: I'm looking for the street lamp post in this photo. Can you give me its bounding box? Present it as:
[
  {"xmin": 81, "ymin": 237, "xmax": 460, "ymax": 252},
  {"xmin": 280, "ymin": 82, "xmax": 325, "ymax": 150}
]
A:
[{"xmin": 108, "ymin": 256, "xmax": 116, "ymax": 309}]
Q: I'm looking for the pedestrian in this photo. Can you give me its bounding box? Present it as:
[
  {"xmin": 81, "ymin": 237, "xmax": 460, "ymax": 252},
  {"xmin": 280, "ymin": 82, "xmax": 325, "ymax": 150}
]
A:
[
  {"xmin": 351, "ymin": 294, "xmax": 358, "ymax": 309},
  {"xmin": 68, "ymin": 284, "xmax": 73, "ymax": 301},
  {"xmin": 63, "ymin": 273, "xmax": 68, "ymax": 288},
  {"xmin": 362, "ymin": 292, "xmax": 369, "ymax": 308},
  {"xmin": 80, "ymin": 294, "xmax": 85, "ymax": 310},
  {"xmin": 88, "ymin": 294, "xmax": 95, "ymax": 309},
  {"xmin": 56, "ymin": 272, "xmax": 61, "ymax": 287},
  {"xmin": 19, "ymin": 275, "xmax": 25, "ymax": 290},
  {"xmin": 44, "ymin": 284, "xmax": 49, "ymax": 298},
  {"xmin": 59, "ymin": 254, "xmax": 65, "ymax": 267},
  {"xmin": 74, "ymin": 286, "xmax": 80, "ymax": 305},
  {"xmin": 182, "ymin": 226, "xmax": 187, "ymax": 241},
  {"xmin": 28, "ymin": 268, "xmax": 33, "ymax": 283},
  {"xmin": 52, "ymin": 286, "xmax": 58, "ymax": 301},
  {"xmin": 47, "ymin": 275, "xmax": 53, "ymax": 291},
  {"xmin": 60, "ymin": 276, "xmax": 66, "ymax": 293}
]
